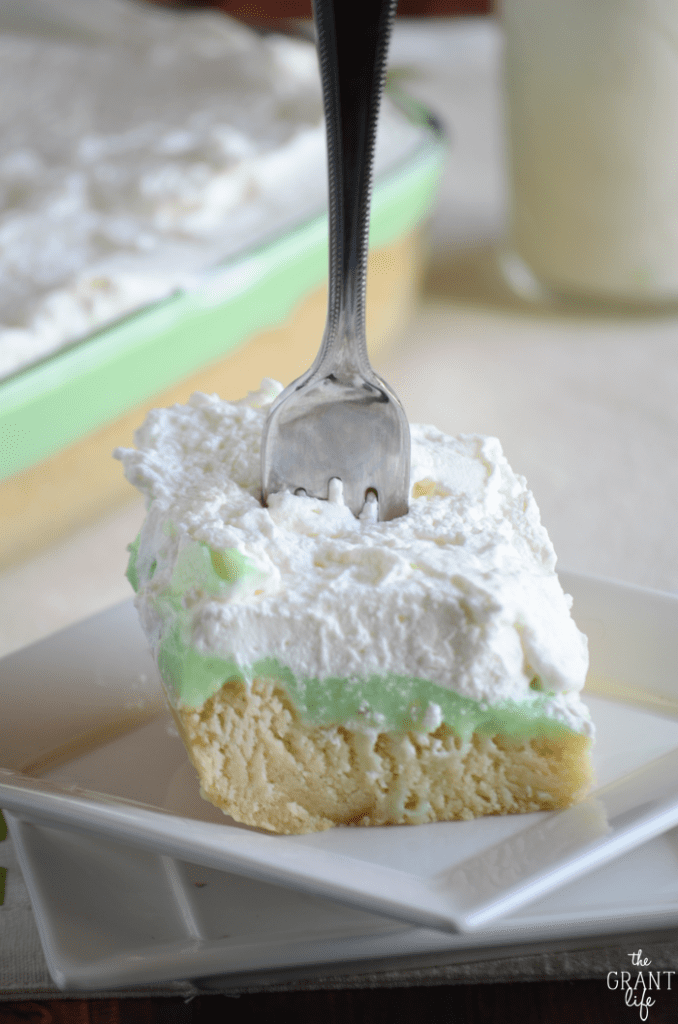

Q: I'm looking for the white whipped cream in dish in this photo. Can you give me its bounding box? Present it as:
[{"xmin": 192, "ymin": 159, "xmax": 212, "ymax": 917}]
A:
[
  {"xmin": 115, "ymin": 380, "xmax": 593, "ymax": 740},
  {"xmin": 0, "ymin": 0, "xmax": 424, "ymax": 380}
]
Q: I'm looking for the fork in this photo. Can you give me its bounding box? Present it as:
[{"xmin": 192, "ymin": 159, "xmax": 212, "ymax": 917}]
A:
[{"xmin": 260, "ymin": 0, "xmax": 410, "ymax": 522}]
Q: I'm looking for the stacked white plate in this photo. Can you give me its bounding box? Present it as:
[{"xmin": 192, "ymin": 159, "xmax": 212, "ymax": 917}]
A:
[{"xmin": 2, "ymin": 572, "xmax": 678, "ymax": 990}]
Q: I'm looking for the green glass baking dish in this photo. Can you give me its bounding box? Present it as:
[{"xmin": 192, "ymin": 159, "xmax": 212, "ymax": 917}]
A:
[{"xmin": 0, "ymin": 94, "xmax": 445, "ymax": 567}]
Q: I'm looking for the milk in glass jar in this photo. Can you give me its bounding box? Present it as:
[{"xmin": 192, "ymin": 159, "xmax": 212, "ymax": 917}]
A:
[{"xmin": 500, "ymin": 0, "xmax": 678, "ymax": 307}]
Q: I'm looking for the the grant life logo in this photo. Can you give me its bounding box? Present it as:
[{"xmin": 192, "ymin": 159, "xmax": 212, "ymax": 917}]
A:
[{"xmin": 606, "ymin": 949, "xmax": 675, "ymax": 1020}]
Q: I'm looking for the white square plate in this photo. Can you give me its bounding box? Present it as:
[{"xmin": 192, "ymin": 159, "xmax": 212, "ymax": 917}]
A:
[
  {"xmin": 6, "ymin": 812, "xmax": 678, "ymax": 991},
  {"xmin": 2, "ymin": 572, "xmax": 678, "ymax": 937}
]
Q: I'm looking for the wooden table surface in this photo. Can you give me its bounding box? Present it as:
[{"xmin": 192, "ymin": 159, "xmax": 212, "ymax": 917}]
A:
[{"xmin": 2, "ymin": 980, "xmax": 677, "ymax": 1023}]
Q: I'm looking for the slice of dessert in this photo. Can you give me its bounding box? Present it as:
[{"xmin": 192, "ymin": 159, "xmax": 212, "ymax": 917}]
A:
[{"xmin": 114, "ymin": 379, "xmax": 594, "ymax": 834}]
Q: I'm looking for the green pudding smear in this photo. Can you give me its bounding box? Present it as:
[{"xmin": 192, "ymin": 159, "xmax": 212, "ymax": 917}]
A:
[
  {"xmin": 125, "ymin": 534, "xmax": 141, "ymax": 593},
  {"xmin": 127, "ymin": 534, "xmax": 253, "ymax": 600},
  {"xmin": 157, "ymin": 619, "xmax": 571, "ymax": 743},
  {"xmin": 126, "ymin": 532, "xmax": 156, "ymax": 594},
  {"xmin": 162, "ymin": 542, "xmax": 256, "ymax": 606}
]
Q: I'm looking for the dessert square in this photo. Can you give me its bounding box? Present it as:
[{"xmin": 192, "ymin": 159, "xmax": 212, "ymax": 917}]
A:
[{"xmin": 115, "ymin": 380, "xmax": 593, "ymax": 834}]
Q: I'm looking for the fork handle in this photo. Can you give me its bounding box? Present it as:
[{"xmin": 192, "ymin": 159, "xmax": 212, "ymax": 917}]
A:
[{"xmin": 313, "ymin": 0, "xmax": 398, "ymax": 377}]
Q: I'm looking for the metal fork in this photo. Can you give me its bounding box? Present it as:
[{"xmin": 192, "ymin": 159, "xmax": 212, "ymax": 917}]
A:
[{"xmin": 260, "ymin": 0, "xmax": 410, "ymax": 522}]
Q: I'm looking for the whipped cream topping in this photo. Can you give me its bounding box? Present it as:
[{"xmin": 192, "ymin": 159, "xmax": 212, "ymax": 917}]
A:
[
  {"xmin": 0, "ymin": 0, "xmax": 423, "ymax": 380},
  {"xmin": 115, "ymin": 381, "xmax": 592, "ymax": 736}
]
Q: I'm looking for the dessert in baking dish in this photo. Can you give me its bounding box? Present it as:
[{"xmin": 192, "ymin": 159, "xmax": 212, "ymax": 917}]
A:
[
  {"xmin": 0, "ymin": 0, "xmax": 421, "ymax": 380},
  {"xmin": 0, "ymin": 0, "xmax": 437, "ymax": 568},
  {"xmin": 115, "ymin": 381, "xmax": 594, "ymax": 834}
]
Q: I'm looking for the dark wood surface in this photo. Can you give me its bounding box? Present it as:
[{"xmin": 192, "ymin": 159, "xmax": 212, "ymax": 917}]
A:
[
  {"xmin": 2, "ymin": 980, "xmax": 678, "ymax": 1023},
  {"xmin": 147, "ymin": 1, "xmax": 493, "ymax": 18}
]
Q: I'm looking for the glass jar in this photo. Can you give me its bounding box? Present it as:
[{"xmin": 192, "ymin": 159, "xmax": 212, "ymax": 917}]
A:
[{"xmin": 500, "ymin": 0, "xmax": 678, "ymax": 309}]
